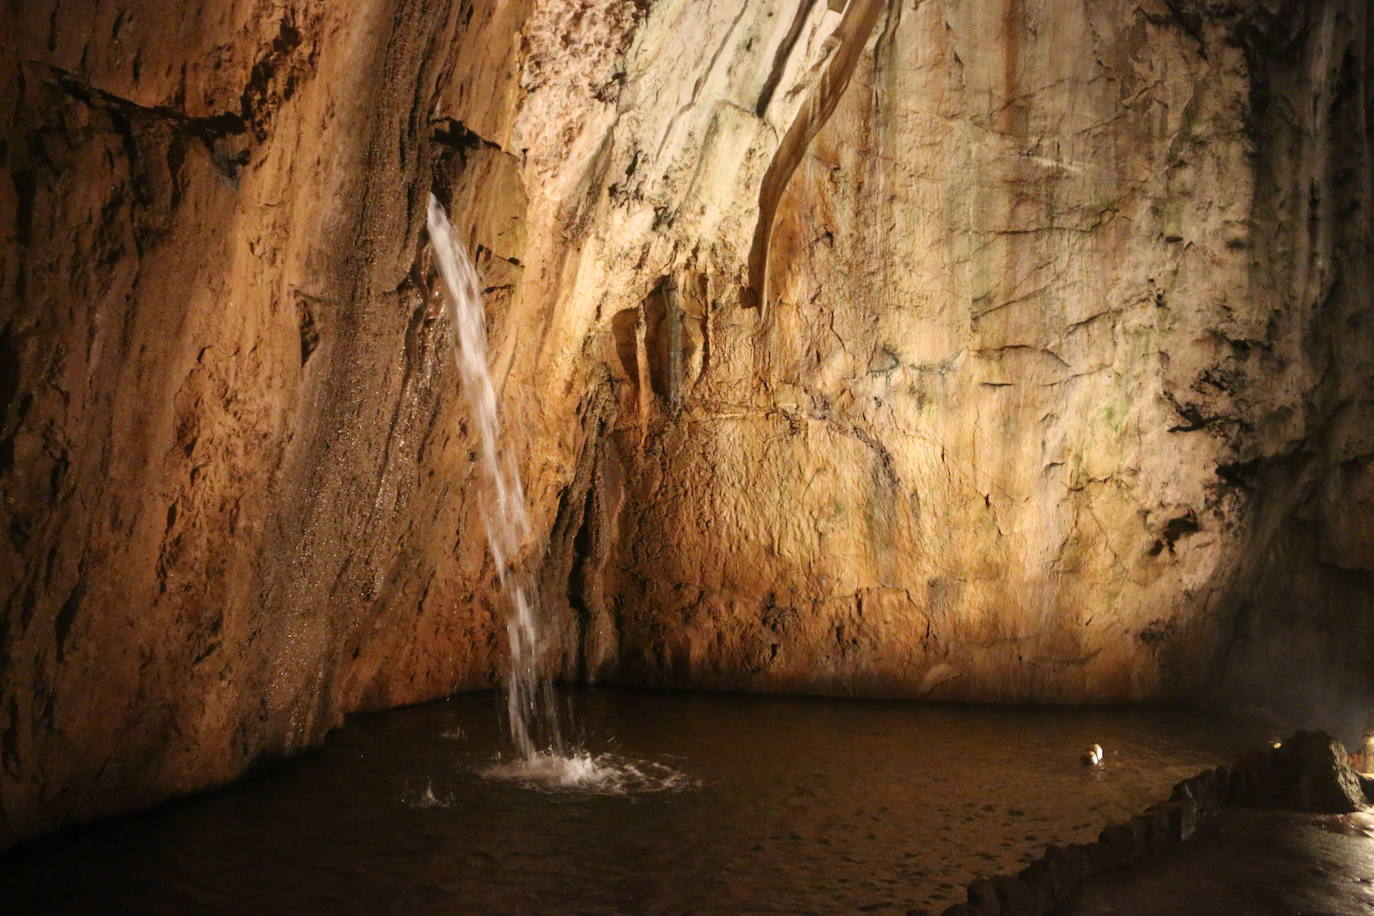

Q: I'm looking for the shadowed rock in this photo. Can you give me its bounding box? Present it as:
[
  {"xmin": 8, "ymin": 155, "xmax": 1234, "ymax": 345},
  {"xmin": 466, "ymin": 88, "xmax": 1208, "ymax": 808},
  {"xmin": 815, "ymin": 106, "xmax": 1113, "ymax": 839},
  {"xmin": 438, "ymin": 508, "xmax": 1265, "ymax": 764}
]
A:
[{"xmin": 1274, "ymin": 731, "xmax": 1367, "ymax": 814}]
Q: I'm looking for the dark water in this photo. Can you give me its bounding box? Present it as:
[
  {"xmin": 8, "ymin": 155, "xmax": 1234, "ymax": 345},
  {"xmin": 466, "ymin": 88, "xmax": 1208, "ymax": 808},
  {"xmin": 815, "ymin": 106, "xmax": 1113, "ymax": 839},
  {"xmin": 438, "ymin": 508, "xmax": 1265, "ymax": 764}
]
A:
[{"xmin": 0, "ymin": 689, "xmax": 1261, "ymax": 914}]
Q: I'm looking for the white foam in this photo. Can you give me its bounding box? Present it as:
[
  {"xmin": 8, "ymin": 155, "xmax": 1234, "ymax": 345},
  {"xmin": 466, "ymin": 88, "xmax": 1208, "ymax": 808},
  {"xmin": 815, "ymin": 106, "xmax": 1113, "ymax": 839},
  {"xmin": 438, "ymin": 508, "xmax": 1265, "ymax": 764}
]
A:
[
  {"xmin": 404, "ymin": 779, "xmax": 448, "ymax": 808},
  {"xmin": 480, "ymin": 751, "xmax": 694, "ymax": 796}
]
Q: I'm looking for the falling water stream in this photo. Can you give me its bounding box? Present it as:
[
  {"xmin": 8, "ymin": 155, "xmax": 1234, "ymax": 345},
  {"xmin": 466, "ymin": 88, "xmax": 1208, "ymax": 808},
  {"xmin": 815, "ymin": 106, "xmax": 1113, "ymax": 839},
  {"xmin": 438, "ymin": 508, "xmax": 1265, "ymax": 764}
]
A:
[
  {"xmin": 425, "ymin": 194, "xmax": 683, "ymax": 793},
  {"xmin": 426, "ymin": 193, "xmax": 559, "ymax": 761}
]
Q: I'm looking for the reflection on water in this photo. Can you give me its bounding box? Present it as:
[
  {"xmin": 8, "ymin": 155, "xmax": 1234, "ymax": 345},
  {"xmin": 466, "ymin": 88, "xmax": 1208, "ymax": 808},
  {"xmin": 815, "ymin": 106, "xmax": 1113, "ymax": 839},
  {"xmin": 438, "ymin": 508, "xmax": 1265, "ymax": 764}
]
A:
[{"xmin": 0, "ymin": 689, "xmax": 1261, "ymax": 914}]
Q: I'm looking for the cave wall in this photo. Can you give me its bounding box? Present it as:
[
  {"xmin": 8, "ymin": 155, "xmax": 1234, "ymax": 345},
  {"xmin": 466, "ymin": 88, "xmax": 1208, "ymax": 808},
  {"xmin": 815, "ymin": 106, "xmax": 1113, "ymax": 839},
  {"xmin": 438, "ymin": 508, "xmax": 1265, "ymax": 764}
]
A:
[
  {"xmin": 0, "ymin": 0, "xmax": 529, "ymax": 847},
  {"xmin": 587, "ymin": 0, "xmax": 1374, "ymax": 715},
  {"xmin": 1, "ymin": 0, "xmax": 1370, "ymax": 847}
]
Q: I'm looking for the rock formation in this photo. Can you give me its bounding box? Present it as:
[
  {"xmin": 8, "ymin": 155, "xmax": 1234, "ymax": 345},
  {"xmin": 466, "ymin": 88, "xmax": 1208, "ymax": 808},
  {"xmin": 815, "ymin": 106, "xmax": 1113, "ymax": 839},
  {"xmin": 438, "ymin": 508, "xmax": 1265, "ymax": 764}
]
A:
[{"xmin": 1, "ymin": 0, "xmax": 1370, "ymax": 848}]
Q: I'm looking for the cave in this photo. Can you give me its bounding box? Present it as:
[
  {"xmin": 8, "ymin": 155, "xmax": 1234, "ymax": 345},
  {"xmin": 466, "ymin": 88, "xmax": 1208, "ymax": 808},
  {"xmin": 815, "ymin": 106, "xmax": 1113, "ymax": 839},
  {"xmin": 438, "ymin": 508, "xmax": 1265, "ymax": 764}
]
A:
[{"xmin": 2, "ymin": 0, "xmax": 1372, "ymax": 912}]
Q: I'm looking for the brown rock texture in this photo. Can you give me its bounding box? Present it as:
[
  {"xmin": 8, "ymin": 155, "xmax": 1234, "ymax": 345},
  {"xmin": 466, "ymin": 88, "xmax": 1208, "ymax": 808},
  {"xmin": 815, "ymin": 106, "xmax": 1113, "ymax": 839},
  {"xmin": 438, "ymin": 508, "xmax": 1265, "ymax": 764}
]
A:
[
  {"xmin": 0, "ymin": 0, "xmax": 529, "ymax": 846},
  {"xmin": 571, "ymin": 0, "xmax": 1374, "ymax": 712},
  {"xmin": 1, "ymin": 0, "xmax": 1371, "ymax": 847},
  {"xmin": 1273, "ymin": 731, "xmax": 1366, "ymax": 814}
]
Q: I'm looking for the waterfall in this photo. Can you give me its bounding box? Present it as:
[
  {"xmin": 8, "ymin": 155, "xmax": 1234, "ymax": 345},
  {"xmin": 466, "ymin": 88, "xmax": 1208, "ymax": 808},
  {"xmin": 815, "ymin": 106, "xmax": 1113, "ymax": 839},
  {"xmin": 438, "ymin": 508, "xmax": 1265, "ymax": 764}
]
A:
[
  {"xmin": 426, "ymin": 193, "xmax": 562, "ymax": 761},
  {"xmin": 425, "ymin": 193, "xmax": 687, "ymax": 794}
]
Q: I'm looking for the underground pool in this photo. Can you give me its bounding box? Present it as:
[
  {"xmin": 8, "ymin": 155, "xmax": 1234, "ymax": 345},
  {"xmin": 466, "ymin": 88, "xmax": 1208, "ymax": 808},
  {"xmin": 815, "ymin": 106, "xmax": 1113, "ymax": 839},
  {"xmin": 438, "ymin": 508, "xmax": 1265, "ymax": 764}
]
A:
[{"xmin": 0, "ymin": 689, "xmax": 1263, "ymax": 914}]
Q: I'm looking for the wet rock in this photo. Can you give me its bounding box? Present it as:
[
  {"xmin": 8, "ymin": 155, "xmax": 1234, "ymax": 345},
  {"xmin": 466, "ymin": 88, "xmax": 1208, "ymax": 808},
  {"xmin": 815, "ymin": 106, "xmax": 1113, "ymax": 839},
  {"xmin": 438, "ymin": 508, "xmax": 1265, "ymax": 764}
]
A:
[
  {"xmin": 1147, "ymin": 799, "xmax": 1197, "ymax": 843},
  {"xmin": 965, "ymin": 877, "xmax": 1000, "ymax": 914},
  {"xmin": 1220, "ymin": 760, "xmax": 1249, "ymax": 805},
  {"xmin": 1015, "ymin": 860, "xmax": 1055, "ymax": 911},
  {"xmin": 1273, "ymin": 731, "xmax": 1367, "ymax": 813},
  {"xmin": 1188, "ymin": 768, "xmax": 1224, "ymax": 816},
  {"xmin": 1096, "ymin": 822, "xmax": 1139, "ymax": 869},
  {"xmin": 1168, "ymin": 779, "xmax": 1207, "ymax": 836},
  {"xmin": 1089, "ymin": 836, "xmax": 1121, "ymax": 874},
  {"xmin": 1043, "ymin": 843, "xmax": 1090, "ymax": 898},
  {"xmin": 1232, "ymin": 747, "xmax": 1283, "ymax": 804},
  {"xmin": 1138, "ymin": 805, "xmax": 1176, "ymax": 846},
  {"xmin": 1128, "ymin": 814, "xmax": 1158, "ymax": 853},
  {"xmin": 989, "ymin": 876, "xmax": 1037, "ymax": 915},
  {"xmin": 1176, "ymin": 769, "xmax": 1220, "ymax": 818}
]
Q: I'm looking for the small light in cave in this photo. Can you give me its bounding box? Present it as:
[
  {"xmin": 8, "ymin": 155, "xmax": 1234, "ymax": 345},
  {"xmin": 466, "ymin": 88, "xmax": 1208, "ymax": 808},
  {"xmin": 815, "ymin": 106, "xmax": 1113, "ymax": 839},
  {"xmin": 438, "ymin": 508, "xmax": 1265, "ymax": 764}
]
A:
[{"xmin": 1355, "ymin": 714, "xmax": 1374, "ymax": 776}]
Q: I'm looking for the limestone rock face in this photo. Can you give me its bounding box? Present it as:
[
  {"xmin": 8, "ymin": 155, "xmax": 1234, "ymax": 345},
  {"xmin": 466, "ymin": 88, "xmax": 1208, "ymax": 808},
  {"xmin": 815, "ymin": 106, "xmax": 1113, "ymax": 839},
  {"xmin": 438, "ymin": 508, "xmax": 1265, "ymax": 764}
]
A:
[
  {"xmin": 1, "ymin": 0, "xmax": 1370, "ymax": 846},
  {"xmin": 576, "ymin": 0, "xmax": 1374, "ymax": 711},
  {"xmin": 560, "ymin": 0, "xmax": 1374, "ymax": 710}
]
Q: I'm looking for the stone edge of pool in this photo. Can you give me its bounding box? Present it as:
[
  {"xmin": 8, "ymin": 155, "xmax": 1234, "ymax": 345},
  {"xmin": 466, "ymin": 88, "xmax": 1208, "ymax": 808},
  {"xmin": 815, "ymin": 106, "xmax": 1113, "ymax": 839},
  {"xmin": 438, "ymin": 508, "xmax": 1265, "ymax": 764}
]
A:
[{"xmin": 939, "ymin": 731, "xmax": 1374, "ymax": 916}]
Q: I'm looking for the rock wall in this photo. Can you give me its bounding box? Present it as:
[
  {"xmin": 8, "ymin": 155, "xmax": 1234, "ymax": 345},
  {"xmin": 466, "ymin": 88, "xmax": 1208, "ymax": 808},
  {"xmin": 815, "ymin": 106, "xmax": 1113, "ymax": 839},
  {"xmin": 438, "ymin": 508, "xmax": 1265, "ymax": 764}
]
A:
[
  {"xmin": 586, "ymin": 0, "xmax": 1374, "ymax": 713},
  {"xmin": 1, "ymin": 0, "xmax": 1370, "ymax": 847},
  {"xmin": 0, "ymin": 0, "xmax": 528, "ymax": 847}
]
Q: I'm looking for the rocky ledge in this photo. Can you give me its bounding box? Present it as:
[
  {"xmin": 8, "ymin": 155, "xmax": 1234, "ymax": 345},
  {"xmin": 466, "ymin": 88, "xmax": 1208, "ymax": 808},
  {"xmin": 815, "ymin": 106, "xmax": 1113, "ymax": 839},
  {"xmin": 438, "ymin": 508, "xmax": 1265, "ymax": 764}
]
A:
[{"xmin": 941, "ymin": 731, "xmax": 1373, "ymax": 915}]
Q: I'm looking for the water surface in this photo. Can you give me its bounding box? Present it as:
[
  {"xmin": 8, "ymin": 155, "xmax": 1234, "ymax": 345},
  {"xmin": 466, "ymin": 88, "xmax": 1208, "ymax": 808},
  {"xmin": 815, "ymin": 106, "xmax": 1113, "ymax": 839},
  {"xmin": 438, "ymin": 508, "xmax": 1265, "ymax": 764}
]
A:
[{"xmin": 0, "ymin": 689, "xmax": 1261, "ymax": 914}]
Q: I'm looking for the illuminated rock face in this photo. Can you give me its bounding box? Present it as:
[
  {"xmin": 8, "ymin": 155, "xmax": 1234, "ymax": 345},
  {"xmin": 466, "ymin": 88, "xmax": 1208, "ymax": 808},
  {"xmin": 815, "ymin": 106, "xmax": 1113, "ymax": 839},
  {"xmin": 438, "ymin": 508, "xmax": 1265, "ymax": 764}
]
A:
[
  {"xmin": 587, "ymin": 0, "xmax": 1374, "ymax": 710},
  {"xmin": 1, "ymin": 0, "xmax": 1370, "ymax": 845}
]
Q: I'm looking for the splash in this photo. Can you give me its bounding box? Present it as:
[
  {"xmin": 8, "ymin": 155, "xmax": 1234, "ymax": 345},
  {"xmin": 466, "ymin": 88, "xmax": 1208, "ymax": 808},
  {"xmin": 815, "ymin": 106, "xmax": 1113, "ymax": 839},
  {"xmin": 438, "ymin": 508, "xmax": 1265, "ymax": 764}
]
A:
[
  {"xmin": 404, "ymin": 779, "xmax": 447, "ymax": 809},
  {"xmin": 426, "ymin": 193, "xmax": 562, "ymax": 760},
  {"xmin": 481, "ymin": 751, "xmax": 694, "ymax": 796}
]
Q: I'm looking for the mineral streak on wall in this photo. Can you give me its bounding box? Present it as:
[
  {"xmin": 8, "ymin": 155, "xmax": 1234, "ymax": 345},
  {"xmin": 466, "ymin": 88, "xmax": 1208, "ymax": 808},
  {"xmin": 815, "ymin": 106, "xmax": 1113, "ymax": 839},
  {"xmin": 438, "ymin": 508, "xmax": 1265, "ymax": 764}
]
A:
[{"xmin": 1, "ymin": 0, "xmax": 1370, "ymax": 848}]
